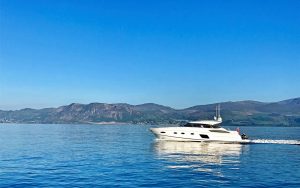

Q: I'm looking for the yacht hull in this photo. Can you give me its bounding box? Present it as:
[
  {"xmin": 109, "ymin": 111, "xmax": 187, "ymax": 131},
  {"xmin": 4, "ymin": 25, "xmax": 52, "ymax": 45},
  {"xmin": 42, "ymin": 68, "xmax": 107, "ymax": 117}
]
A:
[{"xmin": 150, "ymin": 127, "xmax": 249, "ymax": 144}]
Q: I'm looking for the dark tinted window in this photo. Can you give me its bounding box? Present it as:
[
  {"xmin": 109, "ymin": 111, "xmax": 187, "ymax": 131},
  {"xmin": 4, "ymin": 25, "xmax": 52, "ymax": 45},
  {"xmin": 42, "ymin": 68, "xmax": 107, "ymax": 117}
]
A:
[
  {"xmin": 200, "ymin": 134, "xmax": 209, "ymax": 139},
  {"xmin": 209, "ymin": 130, "xmax": 229, "ymax": 133},
  {"xmin": 184, "ymin": 123, "xmax": 202, "ymax": 127},
  {"xmin": 184, "ymin": 123, "xmax": 214, "ymax": 128},
  {"xmin": 184, "ymin": 123, "xmax": 193, "ymax": 127},
  {"xmin": 160, "ymin": 131, "xmax": 166, "ymax": 134},
  {"xmin": 174, "ymin": 132, "xmax": 177, "ymax": 134}
]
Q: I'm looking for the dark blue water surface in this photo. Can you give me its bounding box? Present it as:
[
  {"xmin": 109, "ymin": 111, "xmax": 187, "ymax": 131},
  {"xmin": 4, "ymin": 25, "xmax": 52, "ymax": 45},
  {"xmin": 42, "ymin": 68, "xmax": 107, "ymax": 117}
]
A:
[{"xmin": 0, "ymin": 124, "xmax": 299, "ymax": 187}]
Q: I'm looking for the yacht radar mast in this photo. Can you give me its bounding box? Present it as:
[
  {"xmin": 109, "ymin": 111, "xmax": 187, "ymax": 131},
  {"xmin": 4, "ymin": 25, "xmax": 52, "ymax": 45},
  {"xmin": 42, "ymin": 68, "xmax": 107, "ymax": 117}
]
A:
[{"xmin": 214, "ymin": 104, "xmax": 222, "ymax": 122}]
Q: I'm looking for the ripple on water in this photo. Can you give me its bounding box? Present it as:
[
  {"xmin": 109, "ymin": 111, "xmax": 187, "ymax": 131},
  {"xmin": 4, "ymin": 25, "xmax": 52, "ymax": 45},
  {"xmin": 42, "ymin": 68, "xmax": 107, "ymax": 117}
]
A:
[{"xmin": 0, "ymin": 124, "xmax": 299, "ymax": 187}]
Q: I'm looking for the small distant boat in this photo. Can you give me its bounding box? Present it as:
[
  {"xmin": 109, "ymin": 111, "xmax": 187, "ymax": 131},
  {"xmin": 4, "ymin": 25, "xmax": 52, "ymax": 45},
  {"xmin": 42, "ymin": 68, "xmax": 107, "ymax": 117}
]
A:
[{"xmin": 150, "ymin": 105, "xmax": 249, "ymax": 143}]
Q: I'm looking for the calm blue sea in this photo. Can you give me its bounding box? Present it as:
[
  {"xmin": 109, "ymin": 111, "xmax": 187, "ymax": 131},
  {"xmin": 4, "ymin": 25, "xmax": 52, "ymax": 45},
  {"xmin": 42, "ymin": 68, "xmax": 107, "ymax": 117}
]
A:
[{"xmin": 0, "ymin": 124, "xmax": 299, "ymax": 187}]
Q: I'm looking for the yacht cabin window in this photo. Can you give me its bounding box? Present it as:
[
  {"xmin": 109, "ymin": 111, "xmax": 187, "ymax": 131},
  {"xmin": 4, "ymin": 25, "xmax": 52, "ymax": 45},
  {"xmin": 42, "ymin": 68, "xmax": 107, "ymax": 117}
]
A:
[{"xmin": 183, "ymin": 123, "xmax": 220, "ymax": 128}]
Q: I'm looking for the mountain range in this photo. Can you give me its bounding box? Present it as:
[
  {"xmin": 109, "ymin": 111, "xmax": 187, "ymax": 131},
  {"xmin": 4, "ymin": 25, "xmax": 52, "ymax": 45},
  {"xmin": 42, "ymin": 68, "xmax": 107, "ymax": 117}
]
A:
[{"xmin": 1, "ymin": 98, "xmax": 300, "ymax": 126}]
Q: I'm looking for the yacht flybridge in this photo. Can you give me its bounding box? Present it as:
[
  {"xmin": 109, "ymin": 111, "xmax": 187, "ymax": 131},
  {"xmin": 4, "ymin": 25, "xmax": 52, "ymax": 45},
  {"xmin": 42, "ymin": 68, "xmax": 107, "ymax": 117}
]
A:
[{"xmin": 150, "ymin": 105, "xmax": 249, "ymax": 143}]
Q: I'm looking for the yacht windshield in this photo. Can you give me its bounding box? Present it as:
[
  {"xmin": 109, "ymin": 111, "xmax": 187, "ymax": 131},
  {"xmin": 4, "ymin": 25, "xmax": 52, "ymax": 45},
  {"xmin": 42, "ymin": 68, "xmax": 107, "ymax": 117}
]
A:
[
  {"xmin": 183, "ymin": 123, "xmax": 201, "ymax": 127},
  {"xmin": 183, "ymin": 123, "xmax": 221, "ymax": 128},
  {"xmin": 212, "ymin": 125, "xmax": 221, "ymax": 128}
]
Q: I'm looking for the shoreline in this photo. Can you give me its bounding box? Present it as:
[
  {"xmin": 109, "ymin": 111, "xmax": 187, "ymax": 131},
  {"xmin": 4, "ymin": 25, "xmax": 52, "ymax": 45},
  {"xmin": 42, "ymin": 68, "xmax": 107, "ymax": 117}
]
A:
[{"xmin": 0, "ymin": 122, "xmax": 300, "ymax": 127}]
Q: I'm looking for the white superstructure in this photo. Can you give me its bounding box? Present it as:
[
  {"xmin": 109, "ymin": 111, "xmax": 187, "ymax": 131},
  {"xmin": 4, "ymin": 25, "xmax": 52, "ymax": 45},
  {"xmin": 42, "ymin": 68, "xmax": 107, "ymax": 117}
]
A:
[{"xmin": 150, "ymin": 105, "xmax": 249, "ymax": 143}]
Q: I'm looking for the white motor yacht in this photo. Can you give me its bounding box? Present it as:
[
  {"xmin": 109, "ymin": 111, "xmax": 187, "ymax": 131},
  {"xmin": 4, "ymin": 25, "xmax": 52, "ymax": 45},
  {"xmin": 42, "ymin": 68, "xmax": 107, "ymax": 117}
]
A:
[{"xmin": 150, "ymin": 105, "xmax": 249, "ymax": 143}]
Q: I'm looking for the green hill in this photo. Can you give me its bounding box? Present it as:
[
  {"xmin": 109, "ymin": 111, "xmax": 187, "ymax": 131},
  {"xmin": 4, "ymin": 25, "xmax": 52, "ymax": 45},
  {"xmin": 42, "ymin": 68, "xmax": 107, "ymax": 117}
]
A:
[{"xmin": 1, "ymin": 98, "xmax": 300, "ymax": 126}]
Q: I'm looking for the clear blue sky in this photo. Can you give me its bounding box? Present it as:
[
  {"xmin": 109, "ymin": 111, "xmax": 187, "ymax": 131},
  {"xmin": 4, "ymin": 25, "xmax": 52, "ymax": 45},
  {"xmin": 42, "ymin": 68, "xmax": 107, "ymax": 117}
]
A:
[{"xmin": 0, "ymin": 0, "xmax": 299, "ymax": 110}]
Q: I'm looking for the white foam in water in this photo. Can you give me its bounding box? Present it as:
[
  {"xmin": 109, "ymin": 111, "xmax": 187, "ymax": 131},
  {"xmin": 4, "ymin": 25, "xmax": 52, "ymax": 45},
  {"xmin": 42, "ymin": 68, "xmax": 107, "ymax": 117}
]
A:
[{"xmin": 250, "ymin": 139, "xmax": 300, "ymax": 145}]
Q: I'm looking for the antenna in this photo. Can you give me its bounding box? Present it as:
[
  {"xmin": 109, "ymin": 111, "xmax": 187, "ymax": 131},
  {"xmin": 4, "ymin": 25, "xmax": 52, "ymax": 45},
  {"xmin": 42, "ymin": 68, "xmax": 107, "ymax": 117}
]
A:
[
  {"xmin": 214, "ymin": 105, "xmax": 217, "ymax": 120},
  {"xmin": 217, "ymin": 104, "xmax": 222, "ymax": 122}
]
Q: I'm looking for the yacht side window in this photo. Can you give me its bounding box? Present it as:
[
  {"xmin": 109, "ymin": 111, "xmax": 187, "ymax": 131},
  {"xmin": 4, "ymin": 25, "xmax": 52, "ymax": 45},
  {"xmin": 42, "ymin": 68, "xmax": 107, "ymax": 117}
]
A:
[
  {"xmin": 212, "ymin": 125, "xmax": 221, "ymax": 128},
  {"xmin": 200, "ymin": 134, "xmax": 209, "ymax": 139},
  {"xmin": 174, "ymin": 132, "xmax": 177, "ymax": 134},
  {"xmin": 203, "ymin": 125, "xmax": 211, "ymax": 128},
  {"xmin": 184, "ymin": 123, "xmax": 193, "ymax": 127}
]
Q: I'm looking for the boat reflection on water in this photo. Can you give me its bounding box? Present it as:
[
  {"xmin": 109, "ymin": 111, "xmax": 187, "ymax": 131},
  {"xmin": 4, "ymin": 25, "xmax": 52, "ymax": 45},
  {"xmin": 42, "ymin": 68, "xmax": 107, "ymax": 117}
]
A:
[{"xmin": 153, "ymin": 141, "xmax": 248, "ymax": 175}]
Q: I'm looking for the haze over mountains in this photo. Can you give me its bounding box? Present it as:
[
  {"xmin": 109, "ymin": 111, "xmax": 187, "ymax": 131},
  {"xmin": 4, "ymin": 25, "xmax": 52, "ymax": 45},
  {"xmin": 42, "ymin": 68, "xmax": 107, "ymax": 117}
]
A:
[{"xmin": 0, "ymin": 98, "xmax": 300, "ymax": 126}]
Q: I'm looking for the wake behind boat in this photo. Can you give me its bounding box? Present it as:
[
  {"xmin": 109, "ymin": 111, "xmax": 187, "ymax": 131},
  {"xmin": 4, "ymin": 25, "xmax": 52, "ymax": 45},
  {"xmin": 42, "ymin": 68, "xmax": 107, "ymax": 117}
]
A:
[{"xmin": 150, "ymin": 105, "xmax": 249, "ymax": 143}]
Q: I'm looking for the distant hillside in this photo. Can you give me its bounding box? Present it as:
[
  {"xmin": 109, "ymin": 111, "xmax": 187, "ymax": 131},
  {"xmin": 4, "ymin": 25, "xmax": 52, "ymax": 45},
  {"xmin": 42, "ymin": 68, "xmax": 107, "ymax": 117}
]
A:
[
  {"xmin": 182, "ymin": 99, "xmax": 300, "ymax": 126},
  {"xmin": 1, "ymin": 98, "xmax": 300, "ymax": 126}
]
